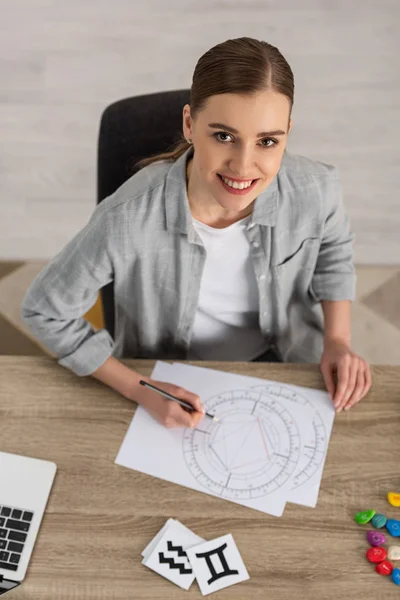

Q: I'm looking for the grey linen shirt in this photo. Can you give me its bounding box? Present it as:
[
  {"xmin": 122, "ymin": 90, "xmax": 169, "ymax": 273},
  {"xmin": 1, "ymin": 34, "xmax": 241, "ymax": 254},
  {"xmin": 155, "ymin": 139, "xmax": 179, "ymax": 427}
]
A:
[{"xmin": 21, "ymin": 145, "xmax": 356, "ymax": 375}]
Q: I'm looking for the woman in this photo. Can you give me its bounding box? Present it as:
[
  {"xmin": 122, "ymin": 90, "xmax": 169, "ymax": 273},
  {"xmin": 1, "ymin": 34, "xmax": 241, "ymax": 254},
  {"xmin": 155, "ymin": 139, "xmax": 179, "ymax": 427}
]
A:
[{"xmin": 21, "ymin": 37, "xmax": 372, "ymax": 428}]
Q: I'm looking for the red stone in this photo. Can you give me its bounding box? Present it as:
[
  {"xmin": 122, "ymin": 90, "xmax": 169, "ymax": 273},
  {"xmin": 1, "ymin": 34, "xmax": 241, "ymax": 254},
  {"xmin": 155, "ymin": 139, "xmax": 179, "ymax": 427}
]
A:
[
  {"xmin": 366, "ymin": 546, "xmax": 387, "ymax": 564},
  {"xmin": 376, "ymin": 560, "xmax": 393, "ymax": 576}
]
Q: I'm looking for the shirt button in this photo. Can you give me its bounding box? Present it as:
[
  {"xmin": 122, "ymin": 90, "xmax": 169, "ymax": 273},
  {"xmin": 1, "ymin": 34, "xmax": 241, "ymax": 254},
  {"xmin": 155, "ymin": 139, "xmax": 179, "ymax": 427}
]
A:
[
  {"xmin": 259, "ymin": 274, "xmax": 266, "ymax": 281},
  {"xmin": 247, "ymin": 223, "xmax": 255, "ymax": 230},
  {"xmin": 263, "ymin": 312, "xmax": 267, "ymax": 317},
  {"xmin": 252, "ymin": 241, "xmax": 260, "ymax": 248}
]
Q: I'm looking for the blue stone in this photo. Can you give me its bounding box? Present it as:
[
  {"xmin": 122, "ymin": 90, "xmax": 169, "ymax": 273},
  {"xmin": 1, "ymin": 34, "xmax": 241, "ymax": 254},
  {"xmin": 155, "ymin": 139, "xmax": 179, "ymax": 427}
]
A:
[
  {"xmin": 392, "ymin": 568, "xmax": 400, "ymax": 585},
  {"xmin": 371, "ymin": 513, "xmax": 387, "ymax": 529},
  {"xmin": 386, "ymin": 519, "xmax": 400, "ymax": 537}
]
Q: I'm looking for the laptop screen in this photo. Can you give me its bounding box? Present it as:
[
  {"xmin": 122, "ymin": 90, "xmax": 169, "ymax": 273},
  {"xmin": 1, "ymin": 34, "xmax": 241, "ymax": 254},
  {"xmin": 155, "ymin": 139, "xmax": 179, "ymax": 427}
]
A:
[{"xmin": 0, "ymin": 578, "xmax": 20, "ymax": 594}]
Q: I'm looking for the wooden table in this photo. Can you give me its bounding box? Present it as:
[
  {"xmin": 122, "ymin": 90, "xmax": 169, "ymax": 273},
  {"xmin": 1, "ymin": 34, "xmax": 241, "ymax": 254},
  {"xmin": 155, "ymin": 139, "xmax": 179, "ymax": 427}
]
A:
[{"xmin": 1, "ymin": 356, "xmax": 399, "ymax": 599}]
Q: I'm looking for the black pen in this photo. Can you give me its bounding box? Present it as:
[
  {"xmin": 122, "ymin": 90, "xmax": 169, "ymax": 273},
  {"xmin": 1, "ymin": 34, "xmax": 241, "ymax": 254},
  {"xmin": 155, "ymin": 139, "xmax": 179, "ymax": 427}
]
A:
[{"xmin": 139, "ymin": 380, "xmax": 219, "ymax": 422}]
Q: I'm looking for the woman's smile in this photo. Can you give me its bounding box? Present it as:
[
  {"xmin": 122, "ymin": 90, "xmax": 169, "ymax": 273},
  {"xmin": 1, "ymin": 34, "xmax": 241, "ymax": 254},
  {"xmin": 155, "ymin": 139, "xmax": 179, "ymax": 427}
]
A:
[{"xmin": 216, "ymin": 173, "xmax": 259, "ymax": 195}]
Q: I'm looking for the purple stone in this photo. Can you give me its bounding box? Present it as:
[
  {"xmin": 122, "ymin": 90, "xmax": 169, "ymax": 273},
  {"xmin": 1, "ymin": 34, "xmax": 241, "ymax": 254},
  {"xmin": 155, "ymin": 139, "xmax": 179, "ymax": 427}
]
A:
[{"xmin": 367, "ymin": 530, "xmax": 386, "ymax": 546}]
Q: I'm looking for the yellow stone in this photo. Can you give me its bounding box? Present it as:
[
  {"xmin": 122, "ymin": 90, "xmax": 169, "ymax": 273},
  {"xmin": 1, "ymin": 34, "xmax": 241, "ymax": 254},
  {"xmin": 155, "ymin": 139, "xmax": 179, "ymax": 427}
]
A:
[{"xmin": 388, "ymin": 492, "xmax": 400, "ymax": 507}]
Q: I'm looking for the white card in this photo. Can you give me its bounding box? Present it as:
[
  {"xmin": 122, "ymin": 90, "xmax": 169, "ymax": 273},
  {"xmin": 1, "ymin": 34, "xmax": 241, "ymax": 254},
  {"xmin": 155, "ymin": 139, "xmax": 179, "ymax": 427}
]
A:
[
  {"xmin": 186, "ymin": 533, "xmax": 250, "ymax": 596},
  {"xmin": 142, "ymin": 518, "xmax": 205, "ymax": 559},
  {"xmin": 142, "ymin": 522, "xmax": 205, "ymax": 590},
  {"xmin": 141, "ymin": 518, "xmax": 174, "ymax": 559}
]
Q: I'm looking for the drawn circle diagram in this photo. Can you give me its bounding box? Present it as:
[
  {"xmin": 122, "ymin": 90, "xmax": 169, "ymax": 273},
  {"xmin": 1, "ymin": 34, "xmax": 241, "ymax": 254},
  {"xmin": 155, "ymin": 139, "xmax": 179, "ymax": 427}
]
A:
[
  {"xmin": 182, "ymin": 389, "xmax": 301, "ymax": 500},
  {"xmin": 251, "ymin": 384, "xmax": 327, "ymax": 490}
]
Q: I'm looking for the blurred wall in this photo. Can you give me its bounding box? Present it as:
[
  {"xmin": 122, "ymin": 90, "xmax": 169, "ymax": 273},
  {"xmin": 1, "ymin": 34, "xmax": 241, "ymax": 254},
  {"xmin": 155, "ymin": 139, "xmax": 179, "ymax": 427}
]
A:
[{"xmin": 0, "ymin": 0, "xmax": 399, "ymax": 263}]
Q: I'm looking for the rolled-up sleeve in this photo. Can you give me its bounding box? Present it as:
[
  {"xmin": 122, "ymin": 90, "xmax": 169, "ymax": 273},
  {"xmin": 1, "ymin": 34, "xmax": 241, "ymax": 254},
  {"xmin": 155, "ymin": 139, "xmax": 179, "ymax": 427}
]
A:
[
  {"xmin": 310, "ymin": 167, "xmax": 357, "ymax": 302},
  {"xmin": 21, "ymin": 203, "xmax": 115, "ymax": 376}
]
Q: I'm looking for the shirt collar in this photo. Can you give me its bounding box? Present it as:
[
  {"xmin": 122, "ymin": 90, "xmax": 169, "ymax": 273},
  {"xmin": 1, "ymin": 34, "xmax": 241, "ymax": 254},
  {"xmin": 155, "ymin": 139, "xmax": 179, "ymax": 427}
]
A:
[{"xmin": 165, "ymin": 145, "xmax": 279, "ymax": 234}]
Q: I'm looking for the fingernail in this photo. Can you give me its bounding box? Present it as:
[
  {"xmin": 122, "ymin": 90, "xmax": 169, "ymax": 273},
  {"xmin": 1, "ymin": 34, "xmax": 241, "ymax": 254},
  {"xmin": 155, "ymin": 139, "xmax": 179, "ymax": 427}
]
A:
[{"xmin": 344, "ymin": 405, "xmax": 350, "ymax": 411}]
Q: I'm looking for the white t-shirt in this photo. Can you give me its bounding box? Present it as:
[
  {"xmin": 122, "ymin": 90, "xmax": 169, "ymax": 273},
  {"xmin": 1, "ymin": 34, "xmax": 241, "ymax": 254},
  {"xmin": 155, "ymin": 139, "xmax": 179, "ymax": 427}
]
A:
[{"xmin": 188, "ymin": 215, "xmax": 269, "ymax": 361}]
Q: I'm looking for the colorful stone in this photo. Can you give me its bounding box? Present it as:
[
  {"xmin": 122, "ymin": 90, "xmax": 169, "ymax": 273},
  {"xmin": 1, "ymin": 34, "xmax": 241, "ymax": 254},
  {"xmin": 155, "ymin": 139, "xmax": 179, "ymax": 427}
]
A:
[
  {"xmin": 367, "ymin": 530, "xmax": 386, "ymax": 546},
  {"xmin": 388, "ymin": 493, "xmax": 400, "ymax": 507},
  {"xmin": 392, "ymin": 568, "xmax": 400, "ymax": 585},
  {"xmin": 376, "ymin": 560, "xmax": 393, "ymax": 576},
  {"xmin": 355, "ymin": 510, "xmax": 376, "ymax": 525},
  {"xmin": 386, "ymin": 519, "xmax": 400, "ymax": 537},
  {"xmin": 371, "ymin": 513, "xmax": 387, "ymax": 529},
  {"xmin": 366, "ymin": 546, "xmax": 387, "ymax": 564},
  {"xmin": 388, "ymin": 546, "xmax": 400, "ymax": 561}
]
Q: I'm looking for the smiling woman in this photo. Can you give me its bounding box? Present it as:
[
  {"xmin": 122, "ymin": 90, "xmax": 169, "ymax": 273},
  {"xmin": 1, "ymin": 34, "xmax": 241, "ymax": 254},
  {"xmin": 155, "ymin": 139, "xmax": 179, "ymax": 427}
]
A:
[
  {"xmin": 135, "ymin": 37, "xmax": 294, "ymax": 228},
  {"xmin": 20, "ymin": 37, "xmax": 371, "ymax": 431},
  {"xmin": 183, "ymin": 88, "xmax": 292, "ymax": 225}
]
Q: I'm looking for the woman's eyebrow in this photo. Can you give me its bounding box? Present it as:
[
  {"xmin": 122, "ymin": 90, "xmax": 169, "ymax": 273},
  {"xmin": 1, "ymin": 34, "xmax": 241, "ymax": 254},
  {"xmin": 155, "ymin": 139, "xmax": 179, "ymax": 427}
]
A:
[{"xmin": 208, "ymin": 122, "xmax": 286, "ymax": 137}]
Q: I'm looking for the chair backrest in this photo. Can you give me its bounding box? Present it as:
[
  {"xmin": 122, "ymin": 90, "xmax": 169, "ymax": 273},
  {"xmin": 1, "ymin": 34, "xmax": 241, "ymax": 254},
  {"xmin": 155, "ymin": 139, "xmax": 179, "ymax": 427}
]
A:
[{"xmin": 96, "ymin": 89, "xmax": 191, "ymax": 338}]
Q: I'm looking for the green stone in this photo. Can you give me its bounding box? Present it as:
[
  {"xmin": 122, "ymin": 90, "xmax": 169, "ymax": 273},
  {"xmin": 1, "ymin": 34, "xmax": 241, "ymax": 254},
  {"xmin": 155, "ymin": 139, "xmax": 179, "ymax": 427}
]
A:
[
  {"xmin": 355, "ymin": 510, "xmax": 376, "ymax": 525},
  {"xmin": 371, "ymin": 513, "xmax": 387, "ymax": 529}
]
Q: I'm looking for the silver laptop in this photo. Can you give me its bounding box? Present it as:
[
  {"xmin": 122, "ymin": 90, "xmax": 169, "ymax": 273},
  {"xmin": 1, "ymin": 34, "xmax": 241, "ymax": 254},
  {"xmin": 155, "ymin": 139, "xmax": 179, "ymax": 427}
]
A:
[{"xmin": 0, "ymin": 452, "xmax": 57, "ymax": 595}]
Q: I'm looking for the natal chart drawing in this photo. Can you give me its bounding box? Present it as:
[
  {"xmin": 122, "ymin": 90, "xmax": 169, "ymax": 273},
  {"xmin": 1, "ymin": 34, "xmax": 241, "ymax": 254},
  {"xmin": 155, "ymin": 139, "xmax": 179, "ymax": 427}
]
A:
[
  {"xmin": 183, "ymin": 388, "xmax": 301, "ymax": 500},
  {"xmin": 251, "ymin": 384, "xmax": 327, "ymax": 491},
  {"xmin": 182, "ymin": 385, "xmax": 328, "ymax": 499}
]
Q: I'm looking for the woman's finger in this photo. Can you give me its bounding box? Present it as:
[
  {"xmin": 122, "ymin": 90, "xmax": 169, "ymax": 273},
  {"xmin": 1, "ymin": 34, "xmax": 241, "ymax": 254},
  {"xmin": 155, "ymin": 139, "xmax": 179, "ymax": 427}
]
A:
[
  {"xmin": 171, "ymin": 402, "xmax": 206, "ymax": 429},
  {"xmin": 161, "ymin": 401, "xmax": 191, "ymax": 429},
  {"xmin": 337, "ymin": 358, "xmax": 359, "ymax": 412},
  {"xmin": 332, "ymin": 358, "xmax": 351, "ymax": 409},
  {"xmin": 172, "ymin": 386, "xmax": 205, "ymax": 415},
  {"xmin": 344, "ymin": 368, "xmax": 366, "ymax": 410},
  {"xmin": 320, "ymin": 361, "xmax": 336, "ymax": 402},
  {"xmin": 365, "ymin": 363, "xmax": 372, "ymax": 395},
  {"xmin": 190, "ymin": 410, "xmax": 205, "ymax": 429},
  {"xmin": 346, "ymin": 362, "xmax": 372, "ymax": 409}
]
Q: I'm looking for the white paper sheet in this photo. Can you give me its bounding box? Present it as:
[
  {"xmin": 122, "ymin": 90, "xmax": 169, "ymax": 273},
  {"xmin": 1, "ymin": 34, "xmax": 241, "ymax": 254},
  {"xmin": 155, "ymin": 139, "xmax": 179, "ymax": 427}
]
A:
[
  {"xmin": 115, "ymin": 362, "xmax": 287, "ymax": 516},
  {"xmin": 115, "ymin": 361, "xmax": 335, "ymax": 515},
  {"xmin": 170, "ymin": 362, "xmax": 335, "ymax": 508}
]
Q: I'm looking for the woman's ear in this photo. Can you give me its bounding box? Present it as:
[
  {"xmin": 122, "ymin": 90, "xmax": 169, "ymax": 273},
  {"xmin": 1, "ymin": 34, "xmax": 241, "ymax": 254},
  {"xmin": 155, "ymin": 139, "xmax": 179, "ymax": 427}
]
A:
[{"xmin": 182, "ymin": 104, "xmax": 193, "ymax": 139}]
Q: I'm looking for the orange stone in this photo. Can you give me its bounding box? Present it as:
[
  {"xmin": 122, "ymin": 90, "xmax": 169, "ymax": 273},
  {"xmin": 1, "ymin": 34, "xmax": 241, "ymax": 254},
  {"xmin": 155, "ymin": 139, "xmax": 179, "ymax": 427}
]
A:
[{"xmin": 388, "ymin": 492, "xmax": 400, "ymax": 507}]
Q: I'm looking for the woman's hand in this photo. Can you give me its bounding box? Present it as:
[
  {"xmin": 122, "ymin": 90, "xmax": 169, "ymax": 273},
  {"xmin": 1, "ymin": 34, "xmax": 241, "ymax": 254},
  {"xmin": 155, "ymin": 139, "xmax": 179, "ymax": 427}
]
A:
[
  {"xmin": 320, "ymin": 339, "xmax": 372, "ymax": 412},
  {"xmin": 133, "ymin": 378, "xmax": 205, "ymax": 429}
]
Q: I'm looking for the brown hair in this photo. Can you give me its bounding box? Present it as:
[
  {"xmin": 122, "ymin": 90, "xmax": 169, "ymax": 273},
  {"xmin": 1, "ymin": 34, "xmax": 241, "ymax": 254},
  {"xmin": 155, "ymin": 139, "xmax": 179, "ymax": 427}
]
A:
[{"xmin": 135, "ymin": 36, "xmax": 294, "ymax": 171}]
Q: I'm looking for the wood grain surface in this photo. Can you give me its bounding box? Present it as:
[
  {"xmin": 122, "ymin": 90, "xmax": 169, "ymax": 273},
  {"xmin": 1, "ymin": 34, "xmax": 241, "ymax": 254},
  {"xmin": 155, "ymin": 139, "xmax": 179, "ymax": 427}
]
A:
[{"xmin": 1, "ymin": 356, "xmax": 399, "ymax": 599}]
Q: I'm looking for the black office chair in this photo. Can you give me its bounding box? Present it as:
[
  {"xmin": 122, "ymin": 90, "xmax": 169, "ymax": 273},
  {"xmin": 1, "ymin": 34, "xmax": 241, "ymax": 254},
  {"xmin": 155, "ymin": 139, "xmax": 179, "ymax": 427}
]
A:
[{"xmin": 96, "ymin": 89, "xmax": 191, "ymax": 338}]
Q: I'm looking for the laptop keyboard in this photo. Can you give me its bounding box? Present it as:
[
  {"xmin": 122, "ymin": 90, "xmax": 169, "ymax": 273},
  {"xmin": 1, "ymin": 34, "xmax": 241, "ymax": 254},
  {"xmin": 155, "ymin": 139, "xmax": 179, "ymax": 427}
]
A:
[{"xmin": 0, "ymin": 505, "xmax": 33, "ymax": 572}]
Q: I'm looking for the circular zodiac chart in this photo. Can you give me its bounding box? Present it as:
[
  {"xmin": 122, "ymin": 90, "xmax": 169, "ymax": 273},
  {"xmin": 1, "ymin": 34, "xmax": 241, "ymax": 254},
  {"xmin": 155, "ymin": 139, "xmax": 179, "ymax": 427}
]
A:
[
  {"xmin": 251, "ymin": 384, "xmax": 327, "ymax": 491},
  {"xmin": 182, "ymin": 389, "xmax": 301, "ymax": 500}
]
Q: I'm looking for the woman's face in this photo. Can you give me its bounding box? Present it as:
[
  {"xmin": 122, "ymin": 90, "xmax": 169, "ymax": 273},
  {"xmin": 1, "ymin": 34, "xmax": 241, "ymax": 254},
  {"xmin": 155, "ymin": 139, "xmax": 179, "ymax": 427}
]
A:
[{"xmin": 183, "ymin": 90, "xmax": 292, "ymax": 216}]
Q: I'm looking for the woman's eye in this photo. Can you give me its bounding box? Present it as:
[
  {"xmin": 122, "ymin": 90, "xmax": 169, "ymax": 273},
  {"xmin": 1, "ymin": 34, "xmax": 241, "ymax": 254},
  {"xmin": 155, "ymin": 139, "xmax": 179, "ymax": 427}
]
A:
[
  {"xmin": 214, "ymin": 132, "xmax": 231, "ymax": 142},
  {"xmin": 260, "ymin": 138, "xmax": 277, "ymax": 148},
  {"xmin": 213, "ymin": 132, "xmax": 277, "ymax": 148}
]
